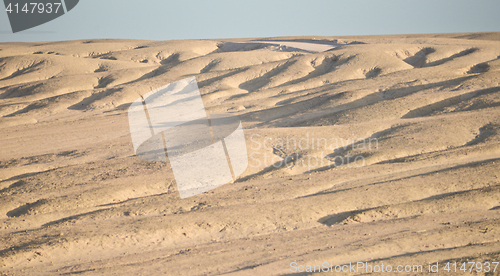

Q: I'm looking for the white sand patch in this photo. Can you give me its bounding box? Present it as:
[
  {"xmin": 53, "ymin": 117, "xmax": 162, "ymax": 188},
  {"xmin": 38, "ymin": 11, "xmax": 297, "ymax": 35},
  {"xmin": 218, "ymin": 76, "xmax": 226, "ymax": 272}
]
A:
[{"xmin": 220, "ymin": 39, "xmax": 344, "ymax": 53}]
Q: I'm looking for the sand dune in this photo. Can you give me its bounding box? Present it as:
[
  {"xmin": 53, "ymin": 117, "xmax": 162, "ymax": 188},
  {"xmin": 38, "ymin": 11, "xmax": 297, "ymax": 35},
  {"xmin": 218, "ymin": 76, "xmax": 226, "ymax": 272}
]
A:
[{"xmin": 1, "ymin": 33, "xmax": 500, "ymax": 275}]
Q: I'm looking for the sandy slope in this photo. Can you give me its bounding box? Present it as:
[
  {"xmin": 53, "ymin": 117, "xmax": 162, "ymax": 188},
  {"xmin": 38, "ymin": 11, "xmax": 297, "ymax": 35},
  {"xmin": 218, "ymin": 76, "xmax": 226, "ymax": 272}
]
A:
[{"xmin": 0, "ymin": 33, "xmax": 500, "ymax": 275}]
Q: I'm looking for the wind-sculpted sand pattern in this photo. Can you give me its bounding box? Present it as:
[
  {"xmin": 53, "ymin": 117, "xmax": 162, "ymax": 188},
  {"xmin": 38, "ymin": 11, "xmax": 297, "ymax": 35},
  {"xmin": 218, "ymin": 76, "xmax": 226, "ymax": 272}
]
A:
[{"xmin": 1, "ymin": 33, "xmax": 500, "ymax": 275}]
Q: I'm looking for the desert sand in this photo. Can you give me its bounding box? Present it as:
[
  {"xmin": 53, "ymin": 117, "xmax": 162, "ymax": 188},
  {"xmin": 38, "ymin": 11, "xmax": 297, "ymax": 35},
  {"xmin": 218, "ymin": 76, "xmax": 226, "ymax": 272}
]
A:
[{"xmin": 1, "ymin": 33, "xmax": 500, "ymax": 275}]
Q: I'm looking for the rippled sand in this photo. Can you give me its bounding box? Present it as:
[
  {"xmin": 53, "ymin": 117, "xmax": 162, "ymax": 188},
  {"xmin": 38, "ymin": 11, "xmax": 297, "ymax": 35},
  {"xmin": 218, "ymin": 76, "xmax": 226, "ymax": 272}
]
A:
[{"xmin": 1, "ymin": 33, "xmax": 500, "ymax": 275}]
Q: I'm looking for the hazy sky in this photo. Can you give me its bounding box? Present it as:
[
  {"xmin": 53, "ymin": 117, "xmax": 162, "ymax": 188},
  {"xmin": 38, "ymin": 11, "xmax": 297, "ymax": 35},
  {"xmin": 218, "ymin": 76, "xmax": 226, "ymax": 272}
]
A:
[{"xmin": 1, "ymin": 0, "xmax": 499, "ymax": 42}]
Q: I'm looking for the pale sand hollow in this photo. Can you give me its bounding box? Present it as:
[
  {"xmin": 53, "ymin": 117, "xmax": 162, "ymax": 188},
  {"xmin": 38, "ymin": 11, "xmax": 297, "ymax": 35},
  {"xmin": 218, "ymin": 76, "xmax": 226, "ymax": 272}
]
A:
[{"xmin": 0, "ymin": 33, "xmax": 500, "ymax": 275}]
